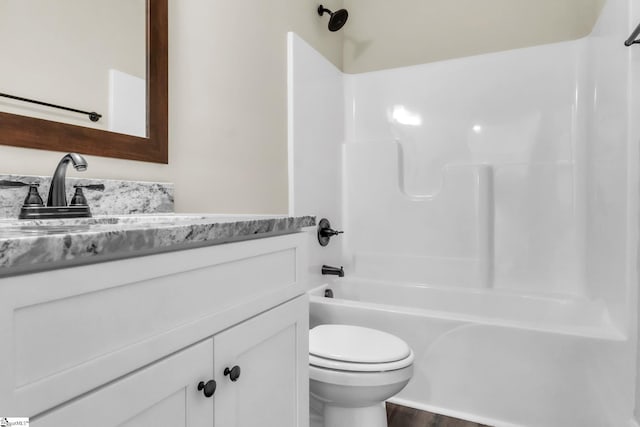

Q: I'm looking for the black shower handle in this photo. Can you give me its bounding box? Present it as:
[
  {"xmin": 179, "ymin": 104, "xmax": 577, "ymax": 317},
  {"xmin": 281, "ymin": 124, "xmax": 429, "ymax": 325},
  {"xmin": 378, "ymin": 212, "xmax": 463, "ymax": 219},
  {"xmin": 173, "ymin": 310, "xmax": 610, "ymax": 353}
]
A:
[
  {"xmin": 317, "ymin": 218, "xmax": 344, "ymax": 246},
  {"xmin": 320, "ymin": 228, "xmax": 343, "ymax": 237}
]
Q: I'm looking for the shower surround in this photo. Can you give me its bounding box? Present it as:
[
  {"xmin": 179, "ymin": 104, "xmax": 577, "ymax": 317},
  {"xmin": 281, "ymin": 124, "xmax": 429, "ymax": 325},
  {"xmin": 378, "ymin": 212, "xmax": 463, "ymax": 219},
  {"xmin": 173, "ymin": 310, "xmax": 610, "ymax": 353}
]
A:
[{"xmin": 288, "ymin": 0, "xmax": 640, "ymax": 425}]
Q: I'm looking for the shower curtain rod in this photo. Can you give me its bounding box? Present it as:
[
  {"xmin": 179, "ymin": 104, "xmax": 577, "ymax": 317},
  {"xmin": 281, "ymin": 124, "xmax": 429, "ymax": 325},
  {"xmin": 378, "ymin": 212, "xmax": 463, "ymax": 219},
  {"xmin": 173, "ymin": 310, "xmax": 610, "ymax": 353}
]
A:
[
  {"xmin": 0, "ymin": 92, "xmax": 102, "ymax": 122},
  {"xmin": 625, "ymin": 21, "xmax": 640, "ymax": 46}
]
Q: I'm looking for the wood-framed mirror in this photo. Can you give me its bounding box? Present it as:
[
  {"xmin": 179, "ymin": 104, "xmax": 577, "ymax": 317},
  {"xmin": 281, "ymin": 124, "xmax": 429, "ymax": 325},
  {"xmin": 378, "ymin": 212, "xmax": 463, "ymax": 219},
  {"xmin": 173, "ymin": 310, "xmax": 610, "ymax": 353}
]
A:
[{"xmin": 0, "ymin": 0, "xmax": 168, "ymax": 164}]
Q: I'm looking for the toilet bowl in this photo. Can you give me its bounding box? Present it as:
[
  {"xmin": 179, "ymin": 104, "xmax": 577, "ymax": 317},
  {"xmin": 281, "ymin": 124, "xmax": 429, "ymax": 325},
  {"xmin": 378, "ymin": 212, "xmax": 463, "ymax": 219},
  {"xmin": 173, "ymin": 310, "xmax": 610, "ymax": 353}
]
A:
[{"xmin": 309, "ymin": 324, "xmax": 414, "ymax": 427}]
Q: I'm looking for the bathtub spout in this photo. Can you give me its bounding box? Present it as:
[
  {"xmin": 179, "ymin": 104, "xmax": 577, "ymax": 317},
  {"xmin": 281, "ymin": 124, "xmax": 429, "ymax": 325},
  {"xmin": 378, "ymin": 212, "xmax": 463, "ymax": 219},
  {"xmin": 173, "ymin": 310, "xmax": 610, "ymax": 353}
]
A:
[{"xmin": 322, "ymin": 265, "xmax": 345, "ymax": 277}]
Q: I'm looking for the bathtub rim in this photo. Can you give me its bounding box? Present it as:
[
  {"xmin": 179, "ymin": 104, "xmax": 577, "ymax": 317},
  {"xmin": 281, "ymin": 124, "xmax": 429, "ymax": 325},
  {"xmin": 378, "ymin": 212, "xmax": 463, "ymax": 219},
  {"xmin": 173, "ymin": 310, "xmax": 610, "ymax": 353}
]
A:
[{"xmin": 309, "ymin": 282, "xmax": 625, "ymax": 341}]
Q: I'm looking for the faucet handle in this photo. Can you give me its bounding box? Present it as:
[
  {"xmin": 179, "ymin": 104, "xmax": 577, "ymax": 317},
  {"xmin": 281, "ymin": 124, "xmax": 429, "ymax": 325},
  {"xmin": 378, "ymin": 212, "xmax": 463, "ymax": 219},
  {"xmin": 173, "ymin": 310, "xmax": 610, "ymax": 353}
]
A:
[
  {"xmin": 0, "ymin": 179, "xmax": 38, "ymax": 188},
  {"xmin": 23, "ymin": 183, "xmax": 45, "ymax": 207},
  {"xmin": 70, "ymin": 184, "xmax": 104, "ymax": 206},
  {"xmin": 74, "ymin": 184, "xmax": 105, "ymax": 191},
  {"xmin": 69, "ymin": 187, "xmax": 88, "ymax": 206},
  {"xmin": 0, "ymin": 181, "xmax": 44, "ymax": 207}
]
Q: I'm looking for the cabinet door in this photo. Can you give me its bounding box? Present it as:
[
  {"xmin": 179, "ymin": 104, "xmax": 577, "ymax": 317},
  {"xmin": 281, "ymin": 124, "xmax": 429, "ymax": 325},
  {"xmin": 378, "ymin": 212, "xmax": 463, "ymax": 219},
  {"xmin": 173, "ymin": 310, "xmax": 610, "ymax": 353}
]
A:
[
  {"xmin": 213, "ymin": 296, "xmax": 309, "ymax": 427},
  {"xmin": 33, "ymin": 339, "xmax": 215, "ymax": 427}
]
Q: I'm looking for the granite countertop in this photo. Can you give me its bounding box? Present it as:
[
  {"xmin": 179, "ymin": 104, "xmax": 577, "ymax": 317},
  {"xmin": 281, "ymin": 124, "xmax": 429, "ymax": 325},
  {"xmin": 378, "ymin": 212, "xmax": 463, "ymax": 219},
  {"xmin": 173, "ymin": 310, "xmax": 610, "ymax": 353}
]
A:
[{"xmin": 0, "ymin": 214, "xmax": 315, "ymax": 277}]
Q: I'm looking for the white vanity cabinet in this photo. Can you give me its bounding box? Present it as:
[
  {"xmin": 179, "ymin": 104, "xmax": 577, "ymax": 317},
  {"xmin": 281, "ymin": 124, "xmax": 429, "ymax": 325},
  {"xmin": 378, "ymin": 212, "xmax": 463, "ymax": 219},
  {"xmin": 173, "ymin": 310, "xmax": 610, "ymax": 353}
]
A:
[
  {"xmin": 213, "ymin": 297, "xmax": 308, "ymax": 427},
  {"xmin": 33, "ymin": 338, "xmax": 216, "ymax": 427},
  {"xmin": 0, "ymin": 233, "xmax": 309, "ymax": 427}
]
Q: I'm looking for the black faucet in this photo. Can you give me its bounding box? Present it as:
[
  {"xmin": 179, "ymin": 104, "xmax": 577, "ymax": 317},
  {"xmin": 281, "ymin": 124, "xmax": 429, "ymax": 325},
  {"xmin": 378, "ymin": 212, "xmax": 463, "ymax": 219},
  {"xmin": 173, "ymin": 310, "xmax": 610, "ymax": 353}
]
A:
[
  {"xmin": 15, "ymin": 153, "xmax": 93, "ymax": 219},
  {"xmin": 48, "ymin": 153, "xmax": 88, "ymax": 207},
  {"xmin": 322, "ymin": 265, "xmax": 344, "ymax": 277}
]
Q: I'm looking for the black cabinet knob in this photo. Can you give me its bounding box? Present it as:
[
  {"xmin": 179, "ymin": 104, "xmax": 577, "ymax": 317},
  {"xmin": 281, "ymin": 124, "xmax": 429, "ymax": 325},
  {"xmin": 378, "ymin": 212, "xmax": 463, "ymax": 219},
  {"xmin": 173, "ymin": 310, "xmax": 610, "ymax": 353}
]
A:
[
  {"xmin": 224, "ymin": 365, "xmax": 241, "ymax": 382},
  {"xmin": 197, "ymin": 380, "xmax": 217, "ymax": 397}
]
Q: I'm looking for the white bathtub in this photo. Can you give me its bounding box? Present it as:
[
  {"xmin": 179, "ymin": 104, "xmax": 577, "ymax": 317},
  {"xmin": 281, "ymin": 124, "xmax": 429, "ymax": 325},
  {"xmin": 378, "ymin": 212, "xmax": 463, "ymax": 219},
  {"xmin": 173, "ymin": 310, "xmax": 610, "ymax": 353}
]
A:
[{"xmin": 309, "ymin": 279, "xmax": 625, "ymax": 427}]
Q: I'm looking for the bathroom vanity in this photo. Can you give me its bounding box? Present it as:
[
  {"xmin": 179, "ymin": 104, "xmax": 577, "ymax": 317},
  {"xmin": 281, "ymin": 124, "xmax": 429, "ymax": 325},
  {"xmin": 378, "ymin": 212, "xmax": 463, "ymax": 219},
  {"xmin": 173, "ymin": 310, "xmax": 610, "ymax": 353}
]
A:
[{"xmin": 0, "ymin": 214, "xmax": 313, "ymax": 427}]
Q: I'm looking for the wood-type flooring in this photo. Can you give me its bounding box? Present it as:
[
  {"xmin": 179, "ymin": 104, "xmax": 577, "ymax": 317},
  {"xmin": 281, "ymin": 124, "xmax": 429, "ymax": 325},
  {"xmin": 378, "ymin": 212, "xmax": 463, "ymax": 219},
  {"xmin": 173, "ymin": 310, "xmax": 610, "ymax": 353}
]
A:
[{"xmin": 386, "ymin": 403, "xmax": 493, "ymax": 427}]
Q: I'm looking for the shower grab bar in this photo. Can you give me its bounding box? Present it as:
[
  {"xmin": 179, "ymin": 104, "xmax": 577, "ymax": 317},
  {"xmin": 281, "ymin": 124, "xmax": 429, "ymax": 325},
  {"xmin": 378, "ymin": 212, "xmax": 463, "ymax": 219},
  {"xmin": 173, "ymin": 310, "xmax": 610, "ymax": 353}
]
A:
[
  {"xmin": 0, "ymin": 92, "xmax": 102, "ymax": 122},
  {"xmin": 625, "ymin": 21, "xmax": 640, "ymax": 46}
]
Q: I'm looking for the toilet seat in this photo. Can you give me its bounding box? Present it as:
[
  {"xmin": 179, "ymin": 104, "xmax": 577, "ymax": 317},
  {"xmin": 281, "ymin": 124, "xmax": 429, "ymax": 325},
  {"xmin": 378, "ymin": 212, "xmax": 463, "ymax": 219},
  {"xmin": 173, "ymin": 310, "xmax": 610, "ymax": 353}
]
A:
[
  {"xmin": 309, "ymin": 324, "xmax": 414, "ymax": 372},
  {"xmin": 310, "ymin": 351, "xmax": 414, "ymax": 372}
]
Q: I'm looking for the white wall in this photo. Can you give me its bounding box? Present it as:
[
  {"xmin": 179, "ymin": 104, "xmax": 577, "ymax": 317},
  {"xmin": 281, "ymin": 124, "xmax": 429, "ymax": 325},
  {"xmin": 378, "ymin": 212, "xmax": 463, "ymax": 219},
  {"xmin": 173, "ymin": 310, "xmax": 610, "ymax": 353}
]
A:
[
  {"xmin": 584, "ymin": 0, "xmax": 635, "ymax": 334},
  {"xmin": 580, "ymin": 0, "xmax": 640, "ymax": 422},
  {"xmin": 343, "ymin": 41, "xmax": 587, "ymax": 296},
  {"xmin": 629, "ymin": 0, "xmax": 640, "ymax": 421},
  {"xmin": 288, "ymin": 33, "xmax": 344, "ymax": 288},
  {"xmin": 0, "ymin": 0, "xmax": 344, "ymax": 214},
  {"xmin": 342, "ymin": 0, "xmax": 605, "ymax": 73}
]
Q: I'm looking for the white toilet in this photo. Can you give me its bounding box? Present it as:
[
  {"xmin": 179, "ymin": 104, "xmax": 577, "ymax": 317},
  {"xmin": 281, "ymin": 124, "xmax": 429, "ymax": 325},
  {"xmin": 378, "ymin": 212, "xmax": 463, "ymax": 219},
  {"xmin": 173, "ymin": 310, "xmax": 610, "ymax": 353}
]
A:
[{"xmin": 309, "ymin": 324, "xmax": 414, "ymax": 427}]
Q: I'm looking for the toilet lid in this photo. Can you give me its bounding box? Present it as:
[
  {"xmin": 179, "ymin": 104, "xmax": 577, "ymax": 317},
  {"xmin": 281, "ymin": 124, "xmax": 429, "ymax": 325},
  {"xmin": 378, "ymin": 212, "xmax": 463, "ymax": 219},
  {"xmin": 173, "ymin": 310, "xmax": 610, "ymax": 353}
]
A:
[
  {"xmin": 309, "ymin": 324, "xmax": 411, "ymax": 364},
  {"xmin": 309, "ymin": 351, "xmax": 414, "ymax": 372}
]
